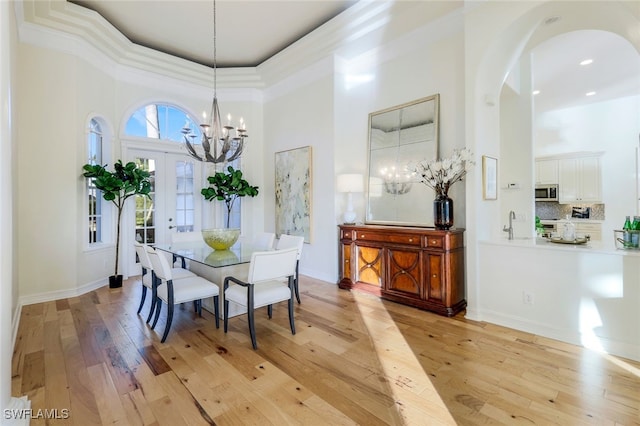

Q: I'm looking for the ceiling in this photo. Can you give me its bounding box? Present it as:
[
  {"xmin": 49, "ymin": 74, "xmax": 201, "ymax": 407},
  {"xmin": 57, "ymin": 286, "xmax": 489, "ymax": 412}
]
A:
[
  {"xmin": 530, "ymin": 29, "xmax": 640, "ymax": 113},
  {"xmin": 67, "ymin": 1, "xmax": 639, "ymax": 112},
  {"xmin": 68, "ymin": 0, "xmax": 357, "ymax": 68}
]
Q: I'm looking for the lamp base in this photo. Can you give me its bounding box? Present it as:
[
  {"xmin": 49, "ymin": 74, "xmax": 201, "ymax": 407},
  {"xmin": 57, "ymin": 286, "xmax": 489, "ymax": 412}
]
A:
[{"xmin": 343, "ymin": 210, "xmax": 357, "ymax": 224}]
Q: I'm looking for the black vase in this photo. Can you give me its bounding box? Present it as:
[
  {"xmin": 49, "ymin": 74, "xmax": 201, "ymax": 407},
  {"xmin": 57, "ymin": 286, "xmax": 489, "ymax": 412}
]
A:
[{"xmin": 433, "ymin": 195, "xmax": 453, "ymax": 230}]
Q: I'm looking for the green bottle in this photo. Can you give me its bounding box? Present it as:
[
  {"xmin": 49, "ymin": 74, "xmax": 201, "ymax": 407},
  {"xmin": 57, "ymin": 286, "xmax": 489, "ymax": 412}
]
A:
[
  {"xmin": 623, "ymin": 216, "xmax": 632, "ymax": 245},
  {"xmin": 631, "ymin": 216, "xmax": 640, "ymax": 248}
]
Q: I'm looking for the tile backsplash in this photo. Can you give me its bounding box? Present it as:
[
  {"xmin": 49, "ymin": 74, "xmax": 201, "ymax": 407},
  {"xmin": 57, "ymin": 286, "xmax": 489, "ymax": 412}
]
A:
[{"xmin": 535, "ymin": 202, "xmax": 605, "ymax": 220}]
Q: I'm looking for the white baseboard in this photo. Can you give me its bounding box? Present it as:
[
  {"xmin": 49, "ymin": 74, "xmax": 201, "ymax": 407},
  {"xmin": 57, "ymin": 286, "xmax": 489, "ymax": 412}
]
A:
[
  {"xmin": 474, "ymin": 308, "xmax": 640, "ymax": 362},
  {"xmin": 18, "ymin": 278, "xmax": 107, "ymax": 307}
]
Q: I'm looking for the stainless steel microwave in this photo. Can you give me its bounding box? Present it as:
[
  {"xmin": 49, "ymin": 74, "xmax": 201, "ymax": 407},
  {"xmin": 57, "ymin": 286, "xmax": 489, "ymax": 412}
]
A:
[{"xmin": 535, "ymin": 184, "xmax": 558, "ymax": 202}]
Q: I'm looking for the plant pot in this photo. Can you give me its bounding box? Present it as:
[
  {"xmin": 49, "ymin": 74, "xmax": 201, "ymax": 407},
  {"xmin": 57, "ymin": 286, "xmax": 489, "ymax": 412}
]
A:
[
  {"xmin": 109, "ymin": 274, "xmax": 123, "ymax": 288},
  {"xmin": 201, "ymin": 228, "xmax": 241, "ymax": 250}
]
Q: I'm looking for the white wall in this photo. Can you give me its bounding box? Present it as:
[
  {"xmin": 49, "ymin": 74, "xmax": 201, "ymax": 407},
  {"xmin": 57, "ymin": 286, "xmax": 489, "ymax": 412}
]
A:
[{"xmin": 263, "ymin": 58, "xmax": 337, "ymax": 282}]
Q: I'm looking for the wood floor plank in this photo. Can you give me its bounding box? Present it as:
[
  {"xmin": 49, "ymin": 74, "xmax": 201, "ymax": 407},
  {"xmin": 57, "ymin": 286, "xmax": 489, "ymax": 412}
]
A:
[
  {"xmin": 86, "ymin": 363, "xmax": 129, "ymax": 425},
  {"xmin": 120, "ymin": 388, "xmax": 158, "ymax": 426},
  {"xmin": 43, "ymin": 318, "xmax": 72, "ymax": 426},
  {"xmin": 11, "ymin": 275, "xmax": 640, "ymax": 425},
  {"xmin": 59, "ymin": 310, "xmax": 101, "ymax": 425}
]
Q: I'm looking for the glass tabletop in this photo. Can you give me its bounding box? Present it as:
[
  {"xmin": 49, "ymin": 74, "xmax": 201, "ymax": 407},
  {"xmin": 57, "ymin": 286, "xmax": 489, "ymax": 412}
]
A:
[{"xmin": 154, "ymin": 241, "xmax": 260, "ymax": 268}]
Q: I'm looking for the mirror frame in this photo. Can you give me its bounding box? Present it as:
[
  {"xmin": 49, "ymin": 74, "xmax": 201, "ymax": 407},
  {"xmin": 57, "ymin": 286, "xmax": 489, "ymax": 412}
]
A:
[{"xmin": 365, "ymin": 94, "xmax": 440, "ymax": 226}]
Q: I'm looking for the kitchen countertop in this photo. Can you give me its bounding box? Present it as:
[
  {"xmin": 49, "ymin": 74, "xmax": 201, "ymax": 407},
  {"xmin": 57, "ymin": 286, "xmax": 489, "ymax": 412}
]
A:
[
  {"xmin": 483, "ymin": 236, "xmax": 640, "ymax": 256},
  {"xmin": 539, "ymin": 218, "xmax": 604, "ymax": 223}
]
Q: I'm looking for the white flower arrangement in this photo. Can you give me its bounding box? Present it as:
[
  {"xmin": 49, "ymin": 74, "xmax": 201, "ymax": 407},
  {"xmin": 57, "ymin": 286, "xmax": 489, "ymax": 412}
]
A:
[{"xmin": 412, "ymin": 148, "xmax": 474, "ymax": 197}]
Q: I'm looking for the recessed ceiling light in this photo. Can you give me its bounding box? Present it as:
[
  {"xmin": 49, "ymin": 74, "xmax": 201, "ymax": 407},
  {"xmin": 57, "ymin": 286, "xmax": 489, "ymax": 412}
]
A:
[
  {"xmin": 586, "ymin": 91, "xmax": 596, "ymax": 96},
  {"xmin": 580, "ymin": 59, "xmax": 593, "ymax": 66},
  {"xmin": 532, "ymin": 90, "xmax": 540, "ymax": 95}
]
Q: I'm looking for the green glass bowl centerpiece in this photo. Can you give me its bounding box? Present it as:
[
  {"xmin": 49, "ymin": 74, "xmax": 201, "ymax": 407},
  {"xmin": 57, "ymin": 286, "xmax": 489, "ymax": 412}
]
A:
[{"xmin": 201, "ymin": 228, "xmax": 241, "ymax": 250}]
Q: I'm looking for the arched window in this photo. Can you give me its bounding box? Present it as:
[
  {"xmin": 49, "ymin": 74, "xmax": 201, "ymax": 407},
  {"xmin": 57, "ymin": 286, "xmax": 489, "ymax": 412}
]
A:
[
  {"xmin": 87, "ymin": 118, "xmax": 103, "ymax": 244},
  {"xmin": 123, "ymin": 102, "xmax": 245, "ymax": 232},
  {"xmin": 125, "ymin": 103, "xmax": 200, "ymax": 142}
]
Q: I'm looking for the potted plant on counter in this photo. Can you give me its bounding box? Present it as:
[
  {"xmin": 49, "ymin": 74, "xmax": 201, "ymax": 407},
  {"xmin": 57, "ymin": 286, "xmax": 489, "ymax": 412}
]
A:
[
  {"xmin": 82, "ymin": 160, "xmax": 151, "ymax": 288},
  {"xmin": 201, "ymin": 165, "xmax": 259, "ymax": 250}
]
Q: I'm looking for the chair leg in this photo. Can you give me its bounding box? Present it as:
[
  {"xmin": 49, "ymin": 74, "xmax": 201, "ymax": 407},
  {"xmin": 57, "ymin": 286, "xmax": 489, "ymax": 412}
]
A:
[
  {"xmin": 137, "ymin": 286, "xmax": 147, "ymax": 314},
  {"xmin": 213, "ymin": 295, "xmax": 220, "ymax": 329},
  {"xmin": 146, "ymin": 275, "xmax": 158, "ymax": 323},
  {"xmin": 248, "ymin": 305, "xmax": 257, "ymax": 349},
  {"xmin": 151, "ymin": 298, "xmax": 162, "ymax": 329},
  {"xmin": 223, "ymin": 299, "xmax": 229, "ymax": 333},
  {"xmin": 288, "ymin": 297, "xmax": 296, "ymax": 335},
  {"xmin": 248, "ymin": 287, "xmax": 257, "ymax": 349},
  {"xmin": 294, "ymin": 262, "xmax": 301, "ymax": 304},
  {"xmin": 267, "ymin": 304, "xmax": 273, "ymax": 319},
  {"xmin": 161, "ymin": 303, "xmax": 174, "ymax": 343}
]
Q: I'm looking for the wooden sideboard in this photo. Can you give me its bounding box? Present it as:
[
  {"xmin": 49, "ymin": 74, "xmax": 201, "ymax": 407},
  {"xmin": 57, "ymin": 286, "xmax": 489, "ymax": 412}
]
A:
[{"xmin": 338, "ymin": 224, "xmax": 466, "ymax": 316}]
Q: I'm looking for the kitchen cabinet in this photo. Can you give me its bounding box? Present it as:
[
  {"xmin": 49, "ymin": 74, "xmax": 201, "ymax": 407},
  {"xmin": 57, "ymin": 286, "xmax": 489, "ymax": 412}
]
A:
[
  {"xmin": 535, "ymin": 159, "xmax": 559, "ymax": 184},
  {"xmin": 576, "ymin": 222, "xmax": 602, "ymax": 240},
  {"xmin": 559, "ymin": 155, "xmax": 602, "ymax": 203},
  {"xmin": 338, "ymin": 225, "xmax": 466, "ymax": 316}
]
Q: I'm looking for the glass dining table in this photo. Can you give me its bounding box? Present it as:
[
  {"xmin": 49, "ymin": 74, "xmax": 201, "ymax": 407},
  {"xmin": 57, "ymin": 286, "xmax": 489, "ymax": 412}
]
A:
[{"xmin": 154, "ymin": 241, "xmax": 259, "ymax": 318}]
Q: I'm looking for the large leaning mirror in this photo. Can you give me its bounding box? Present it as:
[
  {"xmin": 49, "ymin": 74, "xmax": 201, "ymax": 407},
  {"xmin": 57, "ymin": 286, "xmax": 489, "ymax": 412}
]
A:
[{"xmin": 366, "ymin": 94, "xmax": 439, "ymax": 226}]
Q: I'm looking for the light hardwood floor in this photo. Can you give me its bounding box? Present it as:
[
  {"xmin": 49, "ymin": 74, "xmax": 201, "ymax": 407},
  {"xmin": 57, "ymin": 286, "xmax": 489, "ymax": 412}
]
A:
[{"xmin": 12, "ymin": 275, "xmax": 640, "ymax": 425}]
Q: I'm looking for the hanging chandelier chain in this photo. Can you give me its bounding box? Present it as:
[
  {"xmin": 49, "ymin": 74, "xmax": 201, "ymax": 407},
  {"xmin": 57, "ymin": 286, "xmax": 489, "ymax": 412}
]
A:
[
  {"xmin": 181, "ymin": 0, "xmax": 248, "ymax": 164},
  {"xmin": 213, "ymin": 0, "xmax": 217, "ymax": 99}
]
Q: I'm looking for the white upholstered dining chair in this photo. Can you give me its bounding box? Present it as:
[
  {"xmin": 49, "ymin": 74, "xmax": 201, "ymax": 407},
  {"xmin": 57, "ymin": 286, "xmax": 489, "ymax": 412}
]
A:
[
  {"xmin": 251, "ymin": 232, "xmax": 276, "ymax": 251},
  {"xmin": 223, "ymin": 247, "xmax": 299, "ymax": 349},
  {"xmin": 145, "ymin": 245, "xmax": 220, "ymax": 343},
  {"xmin": 134, "ymin": 242, "xmax": 197, "ymax": 323},
  {"xmin": 275, "ymin": 234, "xmax": 304, "ymax": 303}
]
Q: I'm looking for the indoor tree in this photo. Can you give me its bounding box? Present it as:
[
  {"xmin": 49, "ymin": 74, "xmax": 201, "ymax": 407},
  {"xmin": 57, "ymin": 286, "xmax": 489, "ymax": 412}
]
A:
[
  {"xmin": 201, "ymin": 165, "xmax": 259, "ymax": 228},
  {"xmin": 83, "ymin": 160, "xmax": 151, "ymax": 287}
]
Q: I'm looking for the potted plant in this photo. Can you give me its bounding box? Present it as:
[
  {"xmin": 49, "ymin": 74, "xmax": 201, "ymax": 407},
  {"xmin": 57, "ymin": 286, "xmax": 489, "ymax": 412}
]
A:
[
  {"xmin": 201, "ymin": 165, "xmax": 259, "ymax": 250},
  {"xmin": 82, "ymin": 160, "xmax": 151, "ymax": 288}
]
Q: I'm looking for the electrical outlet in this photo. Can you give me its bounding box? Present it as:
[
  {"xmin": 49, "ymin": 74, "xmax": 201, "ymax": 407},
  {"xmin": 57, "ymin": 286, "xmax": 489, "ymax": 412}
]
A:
[{"xmin": 523, "ymin": 291, "xmax": 534, "ymax": 305}]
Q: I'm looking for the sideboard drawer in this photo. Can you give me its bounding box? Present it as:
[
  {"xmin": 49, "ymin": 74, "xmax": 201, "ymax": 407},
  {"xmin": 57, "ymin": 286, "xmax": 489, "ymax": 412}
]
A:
[
  {"xmin": 425, "ymin": 236, "xmax": 444, "ymax": 248},
  {"xmin": 341, "ymin": 229, "xmax": 354, "ymax": 240},
  {"xmin": 355, "ymin": 231, "xmax": 421, "ymax": 246}
]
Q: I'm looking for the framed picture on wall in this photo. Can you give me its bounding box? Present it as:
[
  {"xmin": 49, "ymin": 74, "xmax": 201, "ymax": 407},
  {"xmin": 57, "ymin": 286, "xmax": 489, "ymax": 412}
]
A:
[
  {"xmin": 482, "ymin": 155, "xmax": 497, "ymax": 200},
  {"xmin": 275, "ymin": 146, "xmax": 312, "ymax": 243}
]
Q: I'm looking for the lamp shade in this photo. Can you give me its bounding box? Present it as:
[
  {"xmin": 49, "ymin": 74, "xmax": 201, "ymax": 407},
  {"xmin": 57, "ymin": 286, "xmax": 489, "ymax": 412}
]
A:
[{"xmin": 337, "ymin": 174, "xmax": 364, "ymax": 193}]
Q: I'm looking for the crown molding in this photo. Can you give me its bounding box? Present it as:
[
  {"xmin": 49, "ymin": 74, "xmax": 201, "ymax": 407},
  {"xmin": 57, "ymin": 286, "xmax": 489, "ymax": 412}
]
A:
[
  {"xmin": 16, "ymin": 0, "xmax": 463, "ymax": 102},
  {"xmin": 16, "ymin": 0, "xmax": 264, "ymax": 91}
]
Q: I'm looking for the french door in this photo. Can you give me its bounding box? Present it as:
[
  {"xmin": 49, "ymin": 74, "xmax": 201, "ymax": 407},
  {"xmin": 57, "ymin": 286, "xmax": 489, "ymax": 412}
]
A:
[{"xmin": 124, "ymin": 149, "xmax": 203, "ymax": 276}]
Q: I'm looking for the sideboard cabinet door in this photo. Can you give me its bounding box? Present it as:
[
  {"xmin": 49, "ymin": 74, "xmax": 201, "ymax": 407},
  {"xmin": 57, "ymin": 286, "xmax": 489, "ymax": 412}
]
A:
[{"xmin": 385, "ymin": 247, "xmax": 422, "ymax": 300}]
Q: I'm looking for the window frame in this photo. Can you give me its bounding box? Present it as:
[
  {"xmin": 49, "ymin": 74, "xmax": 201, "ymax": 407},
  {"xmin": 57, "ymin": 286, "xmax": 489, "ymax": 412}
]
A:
[{"xmin": 83, "ymin": 116, "xmax": 114, "ymax": 252}]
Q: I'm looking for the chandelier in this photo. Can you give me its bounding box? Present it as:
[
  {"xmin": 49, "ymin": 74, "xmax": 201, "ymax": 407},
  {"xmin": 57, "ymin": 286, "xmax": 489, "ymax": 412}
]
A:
[
  {"xmin": 379, "ymin": 165, "xmax": 412, "ymax": 195},
  {"xmin": 182, "ymin": 0, "xmax": 247, "ymax": 163}
]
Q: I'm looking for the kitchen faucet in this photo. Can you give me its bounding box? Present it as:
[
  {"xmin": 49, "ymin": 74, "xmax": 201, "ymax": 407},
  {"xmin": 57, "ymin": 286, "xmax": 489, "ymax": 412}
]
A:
[{"xmin": 503, "ymin": 210, "xmax": 515, "ymax": 240}]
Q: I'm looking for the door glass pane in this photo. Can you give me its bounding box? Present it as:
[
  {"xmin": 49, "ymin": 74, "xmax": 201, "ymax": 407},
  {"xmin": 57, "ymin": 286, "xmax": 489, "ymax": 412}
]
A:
[
  {"xmin": 134, "ymin": 158, "xmax": 156, "ymax": 243},
  {"xmin": 175, "ymin": 160, "xmax": 195, "ymax": 232}
]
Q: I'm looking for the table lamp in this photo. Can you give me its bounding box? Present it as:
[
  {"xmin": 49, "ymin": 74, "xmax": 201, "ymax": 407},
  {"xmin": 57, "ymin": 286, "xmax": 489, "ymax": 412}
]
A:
[{"xmin": 337, "ymin": 174, "xmax": 364, "ymax": 224}]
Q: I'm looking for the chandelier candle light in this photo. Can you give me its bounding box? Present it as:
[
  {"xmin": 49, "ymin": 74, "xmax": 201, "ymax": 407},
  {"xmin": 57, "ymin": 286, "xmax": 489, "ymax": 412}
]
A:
[
  {"xmin": 412, "ymin": 148, "xmax": 474, "ymax": 229},
  {"xmin": 182, "ymin": 0, "xmax": 247, "ymax": 164}
]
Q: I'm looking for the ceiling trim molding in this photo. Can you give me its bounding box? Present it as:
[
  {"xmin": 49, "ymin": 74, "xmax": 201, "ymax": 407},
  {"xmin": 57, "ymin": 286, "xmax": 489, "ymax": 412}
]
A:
[{"xmin": 15, "ymin": 0, "xmax": 264, "ymax": 90}]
